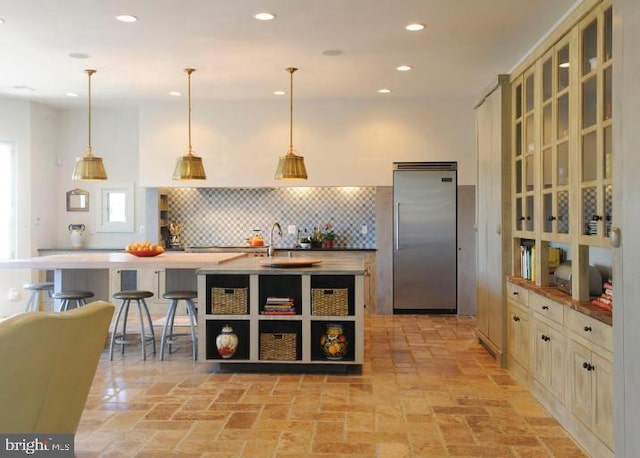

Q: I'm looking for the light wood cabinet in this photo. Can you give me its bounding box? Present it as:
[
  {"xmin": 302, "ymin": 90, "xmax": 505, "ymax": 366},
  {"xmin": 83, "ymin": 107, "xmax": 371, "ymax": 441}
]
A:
[
  {"xmin": 507, "ymin": 299, "xmax": 530, "ymax": 371},
  {"xmin": 475, "ymin": 75, "xmax": 511, "ymax": 363},
  {"xmin": 532, "ymin": 312, "xmax": 566, "ymax": 404},
  {"xmin": 567, "ymin": 332, "xmax": 613, "ymax": 450}
]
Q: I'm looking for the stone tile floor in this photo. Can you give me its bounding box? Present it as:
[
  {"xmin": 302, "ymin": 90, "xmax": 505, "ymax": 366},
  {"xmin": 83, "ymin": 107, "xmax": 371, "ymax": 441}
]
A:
[{"xmin": 76, "ymin": 314, "xmax": 587, "ymax": 457}]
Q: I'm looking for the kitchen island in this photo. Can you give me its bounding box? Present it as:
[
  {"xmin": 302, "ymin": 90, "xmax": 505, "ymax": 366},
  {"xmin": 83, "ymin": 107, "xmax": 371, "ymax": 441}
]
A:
[
  {"xmin": 197, "ymin": 255, "xmax": 366, "ymax": 369},
  {"xmin": 0, "ymin": 252, "xmax": 246, "ymax": 312}
]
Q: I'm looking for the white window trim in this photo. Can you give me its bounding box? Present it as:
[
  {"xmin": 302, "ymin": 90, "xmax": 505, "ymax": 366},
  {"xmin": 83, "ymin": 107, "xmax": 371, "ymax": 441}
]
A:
[
  {"xmin": 0, "ymin": 141, "xmax": 16, "ymax": 259},
  {"xmin": 96, "ymin": 182, "xmax": 135, "ymax": 233}
]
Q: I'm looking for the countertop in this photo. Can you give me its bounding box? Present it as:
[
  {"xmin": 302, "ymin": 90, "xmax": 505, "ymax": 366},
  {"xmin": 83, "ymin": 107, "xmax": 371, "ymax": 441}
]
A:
[
  {"xmin": 198, "ymin": 255, "xmax": 366, "ymax": 275},
  {"xmin": 507, "ymin": 276, "xmax": 612, "ymax": 326},
  {"xmin": 0, "ymin": 252, "xmax": 246, "ymax": 270}
]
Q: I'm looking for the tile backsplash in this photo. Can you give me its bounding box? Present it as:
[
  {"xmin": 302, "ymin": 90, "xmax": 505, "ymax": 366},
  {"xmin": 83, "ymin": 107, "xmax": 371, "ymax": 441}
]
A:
[{"xmin": 167, "ymin": 187, "xmax": 376, "ymax": 248}]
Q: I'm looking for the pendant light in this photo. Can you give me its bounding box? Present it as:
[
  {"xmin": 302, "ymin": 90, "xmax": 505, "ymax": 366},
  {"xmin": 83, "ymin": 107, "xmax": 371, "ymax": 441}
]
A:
[
  {"xmin": 173, "ymin": 68, "xmax": 207, "ymax": 180},
  {"xmin": 275, "ymin": 67, "xmax": 308, "ymax": 180},
  {"xmin": 72, "ymin": 69, "xmax": 108, "ymax": 181}
]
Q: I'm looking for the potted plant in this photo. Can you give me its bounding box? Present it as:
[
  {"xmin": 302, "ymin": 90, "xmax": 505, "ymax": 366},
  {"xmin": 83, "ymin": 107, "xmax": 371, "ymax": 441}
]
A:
[{"xmin": 322, "ymin": 222, "xmax": 335, "ymax": 249}]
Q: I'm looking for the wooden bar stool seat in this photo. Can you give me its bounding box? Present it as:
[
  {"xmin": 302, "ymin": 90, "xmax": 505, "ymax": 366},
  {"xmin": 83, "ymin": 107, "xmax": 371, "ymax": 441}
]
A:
[
  {"xmin": 109, "ymin": 290, "xmax": 156, "ymax": 361},
  {"xmin": 160, "ymin": 290, "xmax": 198, "ymax": 361}
]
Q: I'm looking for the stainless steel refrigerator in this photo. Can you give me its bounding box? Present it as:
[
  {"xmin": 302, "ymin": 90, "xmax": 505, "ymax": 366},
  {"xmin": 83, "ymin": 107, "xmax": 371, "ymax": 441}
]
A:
[{"xmin": 393, "ymin": 162, "xmax": 457, "ymax": 313}]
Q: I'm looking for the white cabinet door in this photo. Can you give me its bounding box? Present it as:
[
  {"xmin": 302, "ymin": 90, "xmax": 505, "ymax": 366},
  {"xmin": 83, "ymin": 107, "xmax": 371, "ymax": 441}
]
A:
[
  {"xmin": 568, "ymin": 339, "xmax": 593, "ymax": 426},
  {"xmin": 592, "ymin": 351, "xmax": 614, "ymax": 449}
]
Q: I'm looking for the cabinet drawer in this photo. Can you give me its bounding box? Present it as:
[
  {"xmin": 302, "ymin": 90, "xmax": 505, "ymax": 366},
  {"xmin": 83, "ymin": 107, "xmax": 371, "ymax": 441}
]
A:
[
  {"xmin": 568, "ymin": 309, "xmax": 612, "ymax": 354},
  {"xmin": 529, "ymin": 293, "xmax": 564, "ymax": 326},
  {"xmin": 507, "ymin": 282, "xmax": 529, "ymax": 307}
]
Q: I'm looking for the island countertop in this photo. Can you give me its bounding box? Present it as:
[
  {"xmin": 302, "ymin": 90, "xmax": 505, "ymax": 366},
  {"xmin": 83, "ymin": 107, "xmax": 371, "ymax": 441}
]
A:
[
  {"xmin": 197, "ymin": 255, "xmax": 366, "ymax": 275},
  {"xmin": 0, "ymin": 251, "xmax": 247, "ymax": 270}
]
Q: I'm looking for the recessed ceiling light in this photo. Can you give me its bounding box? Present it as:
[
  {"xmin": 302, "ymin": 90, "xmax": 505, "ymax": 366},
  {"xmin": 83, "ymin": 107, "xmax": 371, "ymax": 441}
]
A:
[
  {"xmin": 322, "ymin": 49, "xmax": 343, "ymax": 56},
  {"xmin": 69, "ymin": 52, "xmax": 91, "ymax": 59},
  {"xmin": 378, "ymin": 88, "xmax": 392, "ymax": 94},
  {"xmin": 66, "ymin": 92, "xmax": 79, "ymax": 97},
  {"xmin": 405, "ymin": 23, "xmax": 425, "ymax": 32},
  {"xmin": 559, "ymin": 62, "xmax": 570, "ymax": 68},
  {"xmin": 116, "ymin": 14, "xmax": 138, "ymax": 23},
  {"xmin": 273, "ymin": 90, "xmax": 286, "ymax": 96},
  {"xmin": 254, "ymin": 12, "xmax": 275, "ymax": 21},
  {"xmin": 396, "ymin": 65, "xmax": 412, "ymax": 72},
  {"xmin": 169, "ymin": 91, "xmax": 182, "ymax": 97}
]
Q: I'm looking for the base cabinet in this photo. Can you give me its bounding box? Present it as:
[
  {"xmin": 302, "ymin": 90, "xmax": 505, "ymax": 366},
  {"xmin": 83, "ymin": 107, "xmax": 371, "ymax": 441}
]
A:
[
  {"xmin": 198, "ymin": 271, "xmax": 364, "ymax": 367},
  {"xmin": 506, "ymin": 280, "xmax": 613, "ymax": 456},
  {"xmin": 567, "ymin": 333, "xmax": 614, "ymax": 450}
]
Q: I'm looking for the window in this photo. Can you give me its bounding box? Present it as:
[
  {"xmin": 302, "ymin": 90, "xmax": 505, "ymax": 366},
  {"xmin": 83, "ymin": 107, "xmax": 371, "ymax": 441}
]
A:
[
  {"xmin": 0, "ymin": 142, "xmax": 16, "ymax": 259},
  {"xmin": 96, "ymin": 182, "xmax": 134, "ymax": 232}
]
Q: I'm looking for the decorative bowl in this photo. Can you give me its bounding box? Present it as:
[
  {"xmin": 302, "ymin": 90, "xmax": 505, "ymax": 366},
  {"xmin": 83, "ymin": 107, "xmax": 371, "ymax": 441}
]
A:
[{"xmin": 127, "ymin": 249, "xmax": 162, "ymax": 257}]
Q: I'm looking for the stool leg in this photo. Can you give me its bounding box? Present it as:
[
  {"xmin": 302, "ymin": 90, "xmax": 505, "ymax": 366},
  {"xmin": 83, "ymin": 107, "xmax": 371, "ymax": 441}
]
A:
[
  {"xmin": 141, "ymin": 298, "xmax": 156, "ymax": 356},
  {"xmin": 167, "ymin": 302, "xmax": 178, "ymax": 354},
  {"xmin": 79, "ymin": 298, "xmax": 87, "ymax": 307},
  {"xmin": 109, "ymin": 301, "xmax": 127, "ymax": 361},
  {"xmin": 186, "ymin": 299, "xmax": 198, "ymax": 360},
  {"xmin": 121, "ymin": 300, "xmax": 132, "ymax": 355},
  {"xmin": 134, "ymin": 300, "xmax": 147, "ymax": 360},
  {"xmin": 24, "ymin": 291, "xmax": 36, "ymax": 313},
  {"xmin": 160, "ymin": 300, "xmax": 178, "ymax": 360},
  {"xmin": 61, "ymin": 299, "xmax": 69, "ymax": 312}
]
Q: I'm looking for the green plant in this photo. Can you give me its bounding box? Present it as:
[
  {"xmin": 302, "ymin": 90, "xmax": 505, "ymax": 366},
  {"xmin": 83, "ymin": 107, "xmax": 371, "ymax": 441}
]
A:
[{"xmin": 323, "ymin": 222, "xmax": 335, "ymax": 240}]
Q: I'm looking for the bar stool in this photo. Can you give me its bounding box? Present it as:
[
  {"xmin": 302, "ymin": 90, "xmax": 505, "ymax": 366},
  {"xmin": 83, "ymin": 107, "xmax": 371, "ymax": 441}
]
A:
[
  {"xmin": 109, "ymin": 290, "xmax": 156, "ymax": 361},
  {"xmin": 160, "ymin": 290, "xmax": 198, "ymax": 361},
  {"xmin": 23, "ymin": 282, "xmax": 54, "ymax": 312},
  {"xmin": 51, "ymin": 290, "xmax": 94, "ymax": 311}
]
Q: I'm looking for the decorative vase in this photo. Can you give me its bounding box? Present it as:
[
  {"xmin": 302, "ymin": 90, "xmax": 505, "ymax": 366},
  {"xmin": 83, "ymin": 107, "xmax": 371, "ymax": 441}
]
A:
[
  {"xmin": 320, "ymin": 323, "xmax": 348, "ymax": 360},
  {"xmin": 322, "ymin": 239, "xmax": 334, "ymax": 249},
  {"xmin": 68, "ymin": 224, "xmax": 85, "ymax": 249},
  {"xmin": 215, "ymin": 324, "xmax": 238, "ymax": 359}
]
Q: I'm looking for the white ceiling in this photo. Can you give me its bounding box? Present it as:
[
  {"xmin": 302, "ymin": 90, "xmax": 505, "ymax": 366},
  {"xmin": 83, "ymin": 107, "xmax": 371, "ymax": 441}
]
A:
[{"xmin": 0, "ymin": 0, "xmax": 578, "ymax": 109}]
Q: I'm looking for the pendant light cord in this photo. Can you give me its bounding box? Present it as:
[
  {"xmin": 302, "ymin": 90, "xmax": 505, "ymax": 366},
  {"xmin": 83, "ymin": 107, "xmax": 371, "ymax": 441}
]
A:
[
  {"xmin": 287, "ymin": 67, "xmax": 298, "ymax": 154},
  {"xmin": 185, "ymin": 68, "xmax": 195, "ymax": 155},
  {"xmin": 86, "ymin": 69, "xmax": 96, "ymax": 156}
]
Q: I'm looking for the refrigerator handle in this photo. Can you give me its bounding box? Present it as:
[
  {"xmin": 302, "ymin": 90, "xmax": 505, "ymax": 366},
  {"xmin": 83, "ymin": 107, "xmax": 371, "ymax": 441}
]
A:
[{"xmin": 394, "ymin": 202, "xmax": 399, "ymax": 250}]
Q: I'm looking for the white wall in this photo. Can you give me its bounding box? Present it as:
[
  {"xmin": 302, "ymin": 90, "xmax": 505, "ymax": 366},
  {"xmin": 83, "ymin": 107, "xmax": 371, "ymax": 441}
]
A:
[
  {"xmin": 55, "ymin": 107, "xmax": 142, "ymax": 248},
  {"xmin": 0, "ymin": 99, "xmax": 60, "ymax": 315},
  {"xmin": 139, "ymin": 96, "xmax": 477, "ymax": 187}
]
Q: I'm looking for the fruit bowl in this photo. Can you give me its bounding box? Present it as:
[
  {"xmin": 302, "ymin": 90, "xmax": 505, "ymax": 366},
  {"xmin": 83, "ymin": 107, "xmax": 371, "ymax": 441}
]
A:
[{"xmin": 127, "ymin": 249, "xmax": 162, "ymax": 257}]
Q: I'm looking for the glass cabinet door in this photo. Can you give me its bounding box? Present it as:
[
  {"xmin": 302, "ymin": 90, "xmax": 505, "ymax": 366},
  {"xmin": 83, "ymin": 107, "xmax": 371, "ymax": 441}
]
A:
[
  {"xmin": 541, "ymin": 38, "xmax": 571, "ymax": 240},
  {"xmin": 579, "ymin": 4, "xmax": 613, "ymax": 245}
]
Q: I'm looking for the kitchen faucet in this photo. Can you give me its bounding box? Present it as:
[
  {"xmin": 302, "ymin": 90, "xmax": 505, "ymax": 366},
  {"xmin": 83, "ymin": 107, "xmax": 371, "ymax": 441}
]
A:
[{"xmin": 268, "ymin": 222, "xmax": 283, "ymax": 257}]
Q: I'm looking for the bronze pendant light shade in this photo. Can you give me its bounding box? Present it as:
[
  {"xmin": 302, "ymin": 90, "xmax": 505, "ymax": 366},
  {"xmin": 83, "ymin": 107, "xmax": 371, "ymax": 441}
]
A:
[
  {"xmin": 275, "ymin": 67, "xmax": 307, "ymax": 180},
  {"xmin": 72, "ymin": 69, "xmax": 108, "ymax": 181},
  {"xmin": 173, "ymin": 68, "xmax": 207, "ymax": 181}
]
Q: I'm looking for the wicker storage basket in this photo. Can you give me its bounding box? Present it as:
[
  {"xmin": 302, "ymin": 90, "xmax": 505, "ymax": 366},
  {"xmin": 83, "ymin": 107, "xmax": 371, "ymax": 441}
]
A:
[
  {"xmin": 311, "ymin": 288, "xmax": 348, "ymax": 316},
  {"xmin": 260, "ymin": 333, "xmax": 297, "ymax": 360},
  {"xmin": 211, "ymin": 287, "xmax": 248, "ymax": 314}
]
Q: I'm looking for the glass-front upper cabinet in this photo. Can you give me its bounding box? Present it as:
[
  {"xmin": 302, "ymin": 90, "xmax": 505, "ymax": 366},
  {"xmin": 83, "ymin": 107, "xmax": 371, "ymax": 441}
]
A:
[
  {"xmin": 512, "ymin": 68, "xmax": 536, "ymax": 236},
  {"xmin": 541, "ymin": 36, "xmax": 572, "ymax": 241},
  {"xmin": 579, "ymin": 2, "xmax": 613, "ymax": 246}
]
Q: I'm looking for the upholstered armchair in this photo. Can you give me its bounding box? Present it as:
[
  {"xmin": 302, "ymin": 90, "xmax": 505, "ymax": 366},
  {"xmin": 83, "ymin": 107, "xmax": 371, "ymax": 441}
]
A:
[{"xmin": 0, "ymin": 301, "xmax": 114, "ymax": 433}]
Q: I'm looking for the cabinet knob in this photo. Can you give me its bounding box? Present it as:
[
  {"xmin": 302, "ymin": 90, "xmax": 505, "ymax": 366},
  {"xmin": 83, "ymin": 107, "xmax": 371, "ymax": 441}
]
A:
[
  {"xmin": 583, "ymin": 362, "xmax": 594, "ymax": 371},
  {"xmin": 541, "ymin": 335, "xmax": 550, "ymax": 341},
  {"xmin": 513, "ymin": 316, "xmax": 520, "ymax": 322},
  {"xmin": 518, "ymin": 217, "xmax": 526, "ymax": 221},
  {"xmin": 512, "ymin": 291, "xmax": 519, "ymax": 296},
  {"xmin": 542, "ymin": 305, "xmax": 549, "ymax": 310},
  {"xmin": 591, "ymin": 214, "xmax": 603, "ymax": 221},
  {"xmin": 547, "ymin": 215, "xmax": 556, "ymax": 221},
  {"xmin": 583, "ymin": 326, "xmax": 592, "ymax": 332}
]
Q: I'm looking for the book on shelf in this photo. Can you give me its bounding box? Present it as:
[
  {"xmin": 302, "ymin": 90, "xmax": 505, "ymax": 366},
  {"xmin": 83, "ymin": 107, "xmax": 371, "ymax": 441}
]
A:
[
  {"xmin": 520, "ymin": 243, "xmax": 535, "ymax": 281},
  {"xmin": 261, "ymin": 310, "xmax": 296, "ymax": 315},
  {"xmin": 592, "ymin": 280, "xmax": 613, "ymax": 311},
  {"xmin": 266, "ymin": 297, "xmax": 294, "ymax": 304}
]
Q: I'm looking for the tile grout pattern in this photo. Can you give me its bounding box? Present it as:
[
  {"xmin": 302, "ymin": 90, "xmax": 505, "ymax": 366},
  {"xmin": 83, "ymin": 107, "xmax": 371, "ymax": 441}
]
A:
[{"xmin": 76, "ymin": 315, "xmax": 587, "ymax": 457}]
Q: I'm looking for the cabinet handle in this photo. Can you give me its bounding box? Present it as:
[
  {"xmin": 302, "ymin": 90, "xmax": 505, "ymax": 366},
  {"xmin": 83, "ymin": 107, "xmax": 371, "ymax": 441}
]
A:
[
  {"xmin": 541, "ymin": 335, "xmax": 550, "ymax": 341},
  {"xmin": 547, "ymin": 215, "xmax": 556, "ymax": 221},
  {"xmin": 583, "ymin": 326, "xmax": 592, "ymax": 332},
  {"xmin": 591, "ymin": 214, "xmax": 603, "ymax": 221},
  {"xmin": 518, "ymin": 217, "xmax": 526, "ymax": 221},
  {"xmin": 513, "ymin": 316, "xmax": 520, "ymax": 322},
  {"xmin": 542, "ymin": 305, "xmax": 549, "ymax": 310},
  {"xmin": 582, "ymin": 362, "xmax": 594, "ymax": 371},
  {"xmin": 512, "ymin": 291, "xmax": 519, "ymax": 296}
]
